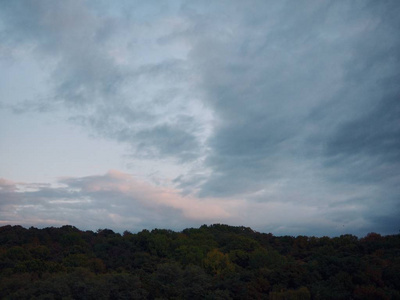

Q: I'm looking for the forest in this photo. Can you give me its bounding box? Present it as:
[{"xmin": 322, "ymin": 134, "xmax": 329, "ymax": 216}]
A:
[{"xmin": 0, "ymin": 224, "xmax": 399, "ymax": 299}]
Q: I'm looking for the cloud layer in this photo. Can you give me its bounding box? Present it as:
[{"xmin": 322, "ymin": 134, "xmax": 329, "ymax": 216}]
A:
[
  {"xmin": 0, "ymin": 169, "xmax": 397, "ymax": 237},
  {"xmin": 1, "ymin": 1, "xmax": 399, "ymax": 236},
  {"xmin": 0, "ymin": 171, "xmax": 237, "ymax": 232}
]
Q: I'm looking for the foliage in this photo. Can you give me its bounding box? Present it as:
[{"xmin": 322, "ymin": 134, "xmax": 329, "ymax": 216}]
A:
[{"xmin": 0, "ymin": 224, "xmax": 399, "ymax": 299}]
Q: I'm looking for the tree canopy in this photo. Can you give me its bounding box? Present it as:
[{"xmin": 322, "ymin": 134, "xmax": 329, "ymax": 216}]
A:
[{"xmin": 0, "ymin": 224, "xmax": 399, "ymax": 299}]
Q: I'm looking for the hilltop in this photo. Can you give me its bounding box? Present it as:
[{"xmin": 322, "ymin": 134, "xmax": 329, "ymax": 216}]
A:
[{"xmin": 1, "ymin": 224, "xmax": 399, "ymax": 299}]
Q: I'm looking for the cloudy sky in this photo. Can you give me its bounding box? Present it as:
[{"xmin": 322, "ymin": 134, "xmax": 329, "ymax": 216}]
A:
[{"xmin": 1, "ymin": 0, "xmax": 399, "ymax": 236}]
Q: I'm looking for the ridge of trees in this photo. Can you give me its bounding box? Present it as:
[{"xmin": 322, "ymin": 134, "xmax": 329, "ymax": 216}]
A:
[{"xmin": 0, "ymin": 224, "xmax": 399, "ymax": 299}]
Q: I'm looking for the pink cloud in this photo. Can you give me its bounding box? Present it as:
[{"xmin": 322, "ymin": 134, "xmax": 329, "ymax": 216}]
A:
[
  {"xmin": 0, "ymin": 178, "xmax": 17, "ymax": 192},
  {"xmin": 0, "ymin": 170, "xmax": 240, "ymax": 231},
  {"xmin": 80, "ymin": 170, "xmax": 235, "ymax": 220}
]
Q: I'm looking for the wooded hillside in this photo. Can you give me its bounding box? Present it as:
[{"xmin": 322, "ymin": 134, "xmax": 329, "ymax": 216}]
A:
[{"xmin": 1, "ymin": 224, "xmax": 399, "ymax": 299}]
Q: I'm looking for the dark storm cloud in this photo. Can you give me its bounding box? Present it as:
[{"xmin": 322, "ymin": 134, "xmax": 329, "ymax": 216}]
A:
[
  {"xmin": 180, "ymin": 1, "xmax": 347, "ymax": 196},
  {"xmin": 173, "ymin": 0, "xmax": 400, "ymax": 235},
  {"xmin": 327, "ymin": 96, "xmax": 400, "ymax": 165},
  {"xmin": 179, "ymin": 1, "xmax": 400, "ymax": 196},
  {"xmin": 369, "ymin": 214, "xmax": 400, "ymax": 235}
]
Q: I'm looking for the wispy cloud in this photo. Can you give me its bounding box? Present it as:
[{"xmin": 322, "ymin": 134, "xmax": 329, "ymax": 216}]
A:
[
  {"xmin": 0, "ymin": 1, "xmax": 399, "ymax": 236},
  {"xmin": 0, "ymin": 171, "xmax": 236, "ymax": 232},
  {"xmin": 1, "ymin": 168, "xmax": 398, "ymax": 236},
  {"xmin": 0, "ymin": 0, "xmax": 207, "ymax": 163}
]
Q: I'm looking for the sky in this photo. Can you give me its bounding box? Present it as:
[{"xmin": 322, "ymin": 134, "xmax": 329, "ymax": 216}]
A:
[{"xmin": 0, "ymin": 0, "xmax": 399, "ymax": 237}]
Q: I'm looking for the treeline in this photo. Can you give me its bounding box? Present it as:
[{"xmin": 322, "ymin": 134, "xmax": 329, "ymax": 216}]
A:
[{"xmin": 0, "ymin": 224, "xmax": 399, "ymax": 299}]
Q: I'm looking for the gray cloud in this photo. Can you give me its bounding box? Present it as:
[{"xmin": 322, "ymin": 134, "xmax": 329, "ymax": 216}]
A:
[
  {"xmin": 179, "ymin": 1, "xmax": 400, "ymax": 196},
  {"xmin": 172, "ymin": 1, "xmax": 400, "ymax": 235},
  {"xmin": 0, "ymin": 171, "xmax": 234, "ymax": 231},
  {"xmin": 1, "ymin": 171, "xmax": 398, "ymax": 236},
  {"xmin": 327, "ymin": 96, "xmax": 400, "ymax": 165},
  {"xmin": 0, "ymin": 0, "xmax": 203, "ymax": 162},
  {"xmin": 134, "ymin": 124, "xmax": 199, "ymax": 161},
  {"xmin": 1, "ymin": 0, "xmax": 125, "ymax": 103},
  {"xmin": 1, "ymin": 1, "xmax": 399, "ymax": 236}
]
